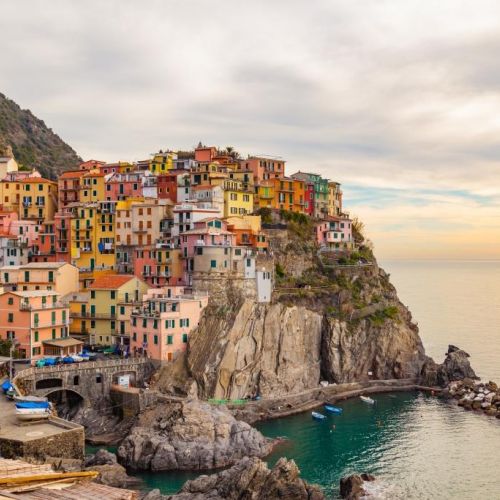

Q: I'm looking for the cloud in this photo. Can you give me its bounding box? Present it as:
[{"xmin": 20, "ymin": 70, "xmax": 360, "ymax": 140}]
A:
[{"xmin": 1, "ymin": 0, "xmax": 500, "ymax": 257}]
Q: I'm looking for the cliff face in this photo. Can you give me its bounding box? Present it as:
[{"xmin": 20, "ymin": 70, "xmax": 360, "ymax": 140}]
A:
[{"xmin": 187, "ymin": 260, "xmax": 427, "ymax": 400}]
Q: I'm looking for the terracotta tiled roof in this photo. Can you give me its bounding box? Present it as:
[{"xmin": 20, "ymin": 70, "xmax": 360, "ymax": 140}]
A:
[
  {"xmin": 88, "ymin": 274, "xmax": 135, "ymax": 290},
  {"xmin": 59, "ymin": 170, "xmax": 85, "ymax": 179},
  {"xmin": 21, "ymin": 178, "xmax": 56, "ymax": 184}
]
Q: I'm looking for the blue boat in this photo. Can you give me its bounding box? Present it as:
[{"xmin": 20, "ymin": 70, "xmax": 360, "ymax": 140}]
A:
[
  {"xmin": 15, "ymin": 401, "xmax": 50, "ymax": 410},
  {"xmin": 44, "ymin": 358, "xmax": 56, "ymax": 366},
  {"xmin": 324, "ymin": 404, "xmax": 343, "ymax": 414},
  {"xmin": 1, "ymin": 380, "xmax": 13, "ymax": 393},
  {"xmin": 311, "ymin": 411, "xmax": 327, "ymax": 421},
  {"xmin": 62, "ymin": 356, "xmax": 74, "ymax": 364}
]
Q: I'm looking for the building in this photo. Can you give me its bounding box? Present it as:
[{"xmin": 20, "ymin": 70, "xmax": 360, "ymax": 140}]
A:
[
  {"xmin": 291, "ymin": 172, "xmax": 329, "ymax": 218},
  {"xmin": 328, "ymin": 181, "xmax": 343, "ymax": 217},
  {"xmin": 316, "ymin": 216, "xmax": 354, "ymax": 251},
  {"xmin": 225, "ymin": 215, "xmax": 268, "ymax": 249},
  {"xmin": 221, "ymin": 178, "xmax": 253, "ymax": 217},
  {"xmin": 149, "ymin": 151, "xmax": 175, "ymax": 175},
  {"xmin": 19, "ymin": 178, "xmax": 58, "ymax": 224},
  {"xmin": 105, "ymin": 171, "xmax": 144, "ymax": 201},
  {"xmin": 0, "ymin": 290, "xmax": 70, "ymax": 360},
  {"xmin": 80, "ymin": 171, "xmax": 106, "ymax": 203},
  {"xmin": 58, "ymin": 170, "xmax": 84, "ymax": 208},
  {"xmin": 87, "ymin": 274, "xmax": 149, "ymax": 346},
  {"xmin": 0, "ymin": 234, "xmax": 28, "ymax": 266},
  {"xmin": 130, "ymin": 286, "xmax": 208, "ymax": 361},
  {"xmin": 239, "ymin": 156, "xmax": 285, "ymax": 183},
  {"xmin": 31, "ymin": 221, "xmax": 56, "ymax": 262},
  {"xmin": 0, "ymin": 262, "xmax": 79, "ymax": 296},
  {"xmin": 0, "ymin": 151, "xmax": 18, "ymax": 180}
]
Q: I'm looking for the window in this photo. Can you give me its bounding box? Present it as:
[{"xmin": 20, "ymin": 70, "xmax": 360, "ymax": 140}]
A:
[
  {"xmin": 182, "ymin": 333, "xmax": 188, "ymax": 343},
  {"xmin": 34, "ymin": 331, "xmax": 39, "ymax": 342},
  {"xmin": 24, "ymin": 271, "xmax": 30, "ymax": 282},
  {"xmin": 73, "ymin": 375, "xmax": 79, "ymax": 385},
  {"xmin": 8, "ymin": 313, "xmax": 14, "ymax": 323},
  {"xmin": 51, "ymin": 311, "xmax": 56, "ymax": 325},
  {"xmin": 154, "ymin": 335, "xmax": 158, "ymax": 345},
  {"xmin": 7, "ymin": 297, "xmax": 13, "ymax": 305},
  {"xmin": 210, "ymin": 260, "xmax": 216, "ymax": 268},
  {"xmin": 91, "ymin": 291, "xmax": 95, "ymax": 299},
  {"xmin": 110, "ymin": 291, "xmax": 116, "ymax": 299},
  {"xmin": 52, "ymin": 329, "xmax": 56, "ymax": 339},
  {"xmin": 96, "ymin": 375, "xmax": 102, "ymax": 383},
  {"xmin": 167, "ymin": 335, "xmax": 173, "ymax": 345},
  {"xmin": 132, "ymin": 332, "xmax": 137, "ymax": 341}
]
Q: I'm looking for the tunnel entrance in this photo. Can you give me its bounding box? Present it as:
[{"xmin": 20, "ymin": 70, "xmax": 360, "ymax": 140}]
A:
[{"xmin": 47, "ymin": 389, "xmax": 84, "ymax": 420}]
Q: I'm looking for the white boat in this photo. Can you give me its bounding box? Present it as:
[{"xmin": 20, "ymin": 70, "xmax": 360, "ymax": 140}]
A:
[
  {"xmin": 71, "ymin": 355, "xmax": 84, "ymax": 362},
  {"xmin": 360, "ymin": 395, "xmax": 375, "ymax": 405},
  {"xmin": 15, "ymin": 408, "xmax": 51, "ymax": 421}
]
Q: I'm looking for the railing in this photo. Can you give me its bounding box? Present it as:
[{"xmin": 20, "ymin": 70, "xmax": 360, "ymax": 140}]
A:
[
  {"xmin": 33, "ymin": 321, "xmax": 70, "ymax": 328},
  {"xmin": 20, "ymin": 301, "xmax": 66, "ymax": 311},
  {"xmin": 70, "ymin": 312, "xmax": 117, "ymax": 319}
]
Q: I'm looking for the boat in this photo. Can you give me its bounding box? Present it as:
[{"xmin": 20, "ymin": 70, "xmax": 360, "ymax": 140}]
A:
[
  {"xmin": 15, "ymin": 408, "xmax": 50, "ymax": 421},
  {"xmin": 62, "ymin": 356, "xmax": 75, "ymax": 364},
  {"xmin": 324, "ymin": 404, "xmax": 343, "ymax": 414},
  {"xmin": 1, "ymin": 380, "xmax": 13, "ymax": 394},
  {"xmin": 71, "ymin": 354, "xmax": 84, "ymax": 362},
  {"xmin": 360, "ymin": 395, "xmax": 376, "ymax": 405},
  {"xmin": 15, "ymin": 401, "xmax": 50, "ymax": 410},
  {"xmin": 13, "ymin": 395, "xmax": 48, "ymax": 404},
  {"xmin": 311, "ymin": 411, "xmax": 327, "ymax": 421}
]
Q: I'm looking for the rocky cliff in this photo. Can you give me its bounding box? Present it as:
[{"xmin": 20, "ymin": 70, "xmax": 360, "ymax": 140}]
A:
[
  {"xmin": 182, "ymin": 232, "xmax": 427, "ymax": 400},
  {"xmin": 117, "ymin": 400, "xmax": 273, "ymax": 471}
]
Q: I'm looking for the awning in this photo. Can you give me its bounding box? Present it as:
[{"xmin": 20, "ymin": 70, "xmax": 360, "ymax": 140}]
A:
[{"xmin": 42, "ymin": 338, "xmax": 84, "ymax": 348}]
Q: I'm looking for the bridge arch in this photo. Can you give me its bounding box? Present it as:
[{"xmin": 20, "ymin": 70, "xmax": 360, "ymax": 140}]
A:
[{"xmin": 46, "ymin": 388, "xmax": 85, "ymax": 420}]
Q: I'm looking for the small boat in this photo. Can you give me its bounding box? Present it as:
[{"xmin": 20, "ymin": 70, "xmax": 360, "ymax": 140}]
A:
[
  {"xmin": 71, "ymin": 355, "xmax": 83, "ymax": 362},
  {"xmin": 311, "ymin": 411, "xmax": 327, "ymax": 421},
  {"xmin": 62, "ymin": 356, "xmax": 75, "ymax": 364},
  {"xmin": 13, "ymin": 395, "xmax": 48, "ymax": 404},
  {"xmin": 15, "ymin": 401, "xmax": 50, "ymax": 410},
  {"xmin": 324, "ymin": 404, "xmax": 343, "ymax": 414},
  {"xmin": 43, "ymin": 358, "xmax": 57, "ymax": 366},
  {"xmin": 360, "ymin": 396, "xmax": 375, "ymax": 405},
  {"xmin": 1, "ymin": 380, "xmax": 13, "ymax": 394},
  {"xmin": 15, "ymin": 408, "xmax": 50, "ymax": 421}
]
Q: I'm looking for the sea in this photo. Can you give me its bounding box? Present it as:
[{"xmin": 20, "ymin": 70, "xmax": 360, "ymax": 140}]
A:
[{"xmin": 115, "ymin": 260, "xmax": 500, "ymax": 499}]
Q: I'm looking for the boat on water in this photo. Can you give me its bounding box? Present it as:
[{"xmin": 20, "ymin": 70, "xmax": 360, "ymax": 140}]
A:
[
  {"xmin": 324, "ymin": 404, "xmax": 343, "ymax": 414},
  {"xmin": 360, "ymin": 395, "xmax": 376, "ymax": 405},
  {"xmin": 311, "ymin": 411, "xmax": 327, "ymax": 421},
  {"xmin": 15, "ymin": 408, "xmax": 51, "ymax": 421}
]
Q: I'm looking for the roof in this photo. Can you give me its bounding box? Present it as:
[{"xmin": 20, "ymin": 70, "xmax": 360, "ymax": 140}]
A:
[
  {"xmin": 59, "ymin": 170, "xmax": 85, "ymax": 179},
  {"xmin": 182, "ymin": 227, "xmax": 233, "ymax": 236},
  {"xmin": 88, "ymin": 274, "xmax": 136, "ymax": 290},
  {"xmin": 11, "ymin": 482, "xmax": 138, "ymax": 499},
  {"xmin": 20, "ymin": 178, "xmax": 56, "ymax": 184},
  {"xmin": 21, "ymin": 262, "xmax": 68, "ymax": 269},
  {"xmin": 42, "ymin": 338, "xmax": 84, "ymax": 348}
]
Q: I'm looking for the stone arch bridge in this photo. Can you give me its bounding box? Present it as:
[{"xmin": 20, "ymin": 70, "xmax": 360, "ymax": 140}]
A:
[{"xmin": 13, "ymin": 358, "xmax": 156, "ymax": 405}]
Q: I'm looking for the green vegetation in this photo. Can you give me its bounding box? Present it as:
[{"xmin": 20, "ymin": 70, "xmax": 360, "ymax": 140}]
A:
[
  {"xmin": 0, "ymin": 92, "xmax": 81, "ymax": 179},
  {"xmin": 256, "ymin": 207, "xmax": 273, "ymax": 224},
  {"xmin": 369, "ymin": 306, "xmax": 400, "ymax": 326}
]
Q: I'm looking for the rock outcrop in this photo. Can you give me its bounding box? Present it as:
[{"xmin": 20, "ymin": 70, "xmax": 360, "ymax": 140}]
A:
[
  {"xmin": 444, "ymin": 379, "xmax": 500, "ymax": 417},
  {"xmin": 421, "ymin": 345, "xmax": 478, "ymax": 387},
  {"xmin": 142, "ymin": 456, "xmax": 324, "ymax": 500},
  {"xmin": 339, "ymin": 473, "xmax": 376, "ymax": 499},
  {"xmin": 184, "ymin": 263, "xmax": 427, "ymax": 400},
  {"xmin": 118, "ymin": 400, "xmax": 273, "ymax": 471},
  {"xmin": 84, "ymin": 449, "xmax": 141, "ymax": 488}
]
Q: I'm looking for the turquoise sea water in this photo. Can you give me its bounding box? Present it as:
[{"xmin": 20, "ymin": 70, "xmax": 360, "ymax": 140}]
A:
[{"xmin": 109, "ymin": 260, "xmax": 500, "ymax": 498}]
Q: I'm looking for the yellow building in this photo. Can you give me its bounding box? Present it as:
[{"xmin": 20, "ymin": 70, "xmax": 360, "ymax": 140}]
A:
[
  {"xmin": 67, "ymin": 291, "xmax": 90, "ymax": 338},
  {"xmin": 70, "ymin": 203, "xmax": 116, "ymax": 272},
  {"xmin": 328, "ymin": 181, "xmax": 343, "ymax": 216},
  {"xmin": 221, "ymin": 178, "xmax": 253, "ymax": 217},
  {"xmin": 87, "ymin": 274, "xmax": 149, "ymax": 346},
  {"xmin": 80, "ymin": 171, "xmax": 106, "ymax": 203},
  {"xmin": 20, "ymin": 178, "xmax": 58, "ymax": 223},
  {"xmin": 150, "ymin": 151, "xmax": 175, "ymax": 175},
  {"xmin": 0, "ymin": 179, "xmax": 21, "ymax": 212}
]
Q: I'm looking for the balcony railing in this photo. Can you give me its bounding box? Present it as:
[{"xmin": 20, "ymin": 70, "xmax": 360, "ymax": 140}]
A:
[
  {"xmin": 70, "ymin": 311, "xmax": 117, "ymax": 319},
  {"xmin": 20, "ymin": 301, "xmax": 65, "ymax": 311}
]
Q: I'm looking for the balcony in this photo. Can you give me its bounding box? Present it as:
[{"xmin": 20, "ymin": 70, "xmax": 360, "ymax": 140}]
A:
[
  {"xmin": 20, "ymin": 301, "xmax": 66, "ymax": 311},
  {"xmin": 70, "ymin": 311, "xmax": 117, "ymax": 319},
  {"xmin": 33, "ymin": 320, "xmax": 70, "ymax": 328}
]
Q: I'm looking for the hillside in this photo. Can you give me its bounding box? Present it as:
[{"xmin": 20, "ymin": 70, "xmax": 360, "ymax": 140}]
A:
[{"xmin": 0, "ymin": 92, "xmax": 81, "ymax": 178}]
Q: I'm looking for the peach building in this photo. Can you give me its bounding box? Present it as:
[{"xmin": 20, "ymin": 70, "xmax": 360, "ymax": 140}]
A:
[
  {"xmin": 0, "ymin": 290, "xmax": 72, "ymax": 360},
  {"xmin": 130, "ymin": 286, "xmax": 208, "ymax": 362},
  {"xmin": 0, "ymin": 262, "xmax": 79, "ymax": 296},
  {"xmin": 316, "ymin": 216, "xmax": 354, "ymax": 251}
]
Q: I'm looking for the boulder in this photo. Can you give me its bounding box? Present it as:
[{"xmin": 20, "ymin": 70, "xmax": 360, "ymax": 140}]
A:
[
  {"xmin": 118, "ymin": 400, "xmax": 273, "ymax": 471},
  {"xmin": 436, "ymin": 346, "xmax": 478, "ymax": 387},
  {"xmin": 85, "ymin": 448, "xmax": 117, "ymax": 467},
  {"xmin": 339, "ymin": 474, "xmax": 370, "ymax": 499},
  {"xmin": 164, "ymin": 456, "xmax": 324, "ymax": 499}
]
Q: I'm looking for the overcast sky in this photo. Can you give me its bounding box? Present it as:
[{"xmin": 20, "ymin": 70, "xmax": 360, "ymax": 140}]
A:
[{"xmin": 1, "ymin": 0, "xmax": 500, "ymax": 259}]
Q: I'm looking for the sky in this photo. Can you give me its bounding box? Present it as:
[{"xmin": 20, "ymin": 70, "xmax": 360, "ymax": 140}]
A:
[{"xmin": 1, "ymin": 0, "xmax": 500, "ymax": 259}]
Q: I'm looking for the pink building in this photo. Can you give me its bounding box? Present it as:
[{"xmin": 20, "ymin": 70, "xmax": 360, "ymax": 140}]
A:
[
  {"xmin": 0, "ymin": 290, "xmax": 73, "ymax": 360},
  {"xmin": 239, "ymin": 156, "xmax": 286, "ymax": 183},
  {"xmin": 10, "ymin": 220, "xmax": 39, "ymax": 248},
  {"xmin": 130, "ymin": 286, "xmax": 208, "ymax": 362},
  {"xmin": 105, "ymin": 172, "xmax": 144, "ymax": 201},
  {"xmin": 316, "ymin": 216, "xmax": 353, "ymax": 251},
  {"xmin": 0, "ymin": 210, "xmax": 18, "ymax": 234}
]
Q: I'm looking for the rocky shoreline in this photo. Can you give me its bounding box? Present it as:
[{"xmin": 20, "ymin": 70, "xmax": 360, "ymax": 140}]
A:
[{"xmin": 443, "ymin": 379, "xmax": 500, "ymax": 417}]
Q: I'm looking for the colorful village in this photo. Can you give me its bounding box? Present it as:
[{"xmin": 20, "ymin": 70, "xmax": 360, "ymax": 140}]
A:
[{"xmin": 0, "ymin": 145, "xmax": 353, "ymax": 364}]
